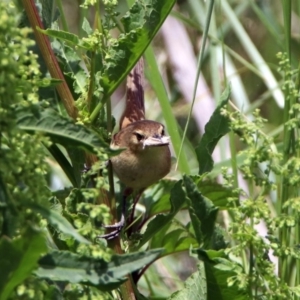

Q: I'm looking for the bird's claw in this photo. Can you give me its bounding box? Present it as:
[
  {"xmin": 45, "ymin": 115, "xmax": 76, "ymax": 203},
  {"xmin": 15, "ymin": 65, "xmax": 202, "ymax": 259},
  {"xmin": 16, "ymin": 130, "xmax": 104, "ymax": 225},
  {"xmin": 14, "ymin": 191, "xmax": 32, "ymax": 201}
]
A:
[{"xmin": 98, "ymin": 214, "xmax": 125, "ymax": 240}]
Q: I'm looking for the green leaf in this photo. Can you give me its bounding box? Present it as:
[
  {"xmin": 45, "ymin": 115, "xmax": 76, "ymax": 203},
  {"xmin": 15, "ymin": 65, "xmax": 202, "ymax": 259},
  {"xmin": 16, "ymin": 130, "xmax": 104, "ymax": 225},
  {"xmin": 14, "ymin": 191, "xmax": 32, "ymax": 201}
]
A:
[
  {"xmin": 99, "ymin": 0, "xmax": 176, "ymax": 98},
  {"xmin": 149, "ymin": 194, "xmax": 172, "ymax": 216},
  {"xmin": 193, "ymin": 249, "xmax": 249, "ymax": 300},
  {"xmin": 39, "ymin": 0, "xmax": 59, "ymax": 28},
  {"xmin": 145, "ymin": 47, "xmax": 190, "ymax": 174},
  {"xmin": 53, "ymin": 39, "xmax": 87, "ymax": 95},
  {"xmin": 38, "ymin": 27, "xmax": 83, "ymax": 48},
  {"xmin": 36, "ymin": 249, "xmax": 163, "ymax": 290},
  {"xmin": 196, "ymin": 180, "xmax": 238, "ymax": 209},
  {"xmin": 183, "ymin": 176, "xmax": 218, "ymax": 247},
  {"xmin": 0, "ymin": 228, "xmax": 47, "ymax": 300},
  {"xmin": 139, "ymin": 181, "xmax": 186, "ymax": 247},
  {"xmin": 150, "ymin": 224, "xmax": 197, "ymax": 257},
  {"xmin": 82, "ymin": 17, "xmax": 93, "ymax": 35},
  {"xmin": 148, "ymin": 178, "xmax": 236, "ymax": 215},
  {"xmin": 147, "ymin": 180, "xmax": 176, "ymax": 216},
  {"xmin": 16, "ymin": 107, "xmax": 111, "ymax": 155},
  {"xmin": 65, "ymin": 146, "xmax": 85, "ymax": 188},
  {"xmin": 47, "ymin": 144, "xmax": 79, "ymax": 187},
  {"xmin": 27, "ymin": 203, "xmax": 90, "ymax": 244},
  {"xmin": 196, "ymin": 85, "xmax": 231, "ymax": 174},
  {"xmin": 169, "ymin": 264, "xmax": 207, "ymax": 300}
]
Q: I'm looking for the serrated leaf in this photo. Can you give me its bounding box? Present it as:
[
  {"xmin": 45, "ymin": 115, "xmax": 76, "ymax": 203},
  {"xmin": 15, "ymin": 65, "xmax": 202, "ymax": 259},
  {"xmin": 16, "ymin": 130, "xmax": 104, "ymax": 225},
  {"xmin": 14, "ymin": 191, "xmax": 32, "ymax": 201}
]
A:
[
  {"xmin": 16, "ymin": 107, "xmax": 111, "ymax": 155},
  {"xmin": 27, "ymin": 203, "xmax": 90, "ymax": 244},
  {"xmin": 38, "ymin": 27, "xmax": 84, "ymax": 48},
  {"xmin": 183, "ymin": 176, "xmax": 218, "ymax": 247},
  {"xmin": 189, "ymin": 210, "xmax": 203, "ymax": 244},
  {"xmin": 0, "ymin": 228, "xmax": 47, "ymax": 300},
  {"xmin": 36, "ymin": 249, "xmax": 163, "ymax": 290},
  {"xmin": 193, "ymin": 249, "xmax": 248, "ymax": 300},
  {"xmin": 48, "ymin": 39, "xmax": 86, "ymax": 98},
  {"xmin": 169, "ymin": 264, "xmax": 206, "ymax": 300},
  {"xmin": 140, "ymin": 181, "xmax": 186, "ymax": 247},
  {"xmin": 196, "ymin": 85, "xmax": 231, "ymax": 175},
  {"xmin": 100, "ymin": 0, "xmax": 176, "ymax": 98}
]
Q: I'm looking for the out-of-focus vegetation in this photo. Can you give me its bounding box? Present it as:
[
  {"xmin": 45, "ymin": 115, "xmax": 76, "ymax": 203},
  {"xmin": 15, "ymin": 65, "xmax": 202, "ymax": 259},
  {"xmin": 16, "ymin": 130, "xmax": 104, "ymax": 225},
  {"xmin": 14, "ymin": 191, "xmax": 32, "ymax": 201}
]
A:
[{"xmin": 1, "ymin": 0, "xmax": 300, "ymax": 299}]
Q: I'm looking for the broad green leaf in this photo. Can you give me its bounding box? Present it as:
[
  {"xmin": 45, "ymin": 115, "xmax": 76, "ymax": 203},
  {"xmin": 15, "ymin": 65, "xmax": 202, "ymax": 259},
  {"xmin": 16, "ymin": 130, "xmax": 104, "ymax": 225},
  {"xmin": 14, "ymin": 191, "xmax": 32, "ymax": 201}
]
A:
[
  {"xmin": 36, "ymin": 249, "xmax": 163, "ymax": 290},
  {"xmin": 193, "ymin": 249, "xmax": 248, "ymax": 300},
  {"xmin": 196, "ymin": 180, "xmax": 238, "ymax": 209},
  {"xmin": 139, "ymin": 181, "xmax": 186, "ymax": 247},
  {"xmin": 183, "ymin": 176, "xmax": 218, "ymax": 247},
  {"xmin": 169, "ymin": 264, "xmax": 206, "ymax": 300},
  {"xmin": 27, "ymin": 203, "xmax": 90, "ymax": 244},
  {"xmin": 99, "ymin": 0, "xmax": 176, "ymax": 98},
  {"xmin": 149, "ymin": 194, "xmax": 172, "ymax": 216},
  {"xmin": 150, "ymin": 224, "xmax": 197, "ymax": 257},
  {"xmin": 148, "ymin": 178, "xmax": 236, "ymax": 215},
  {"xmin": 147, "ymin": 180, "xmax": 176, "ymax": 216},
  {"xmin": 16, "ymin": 107, "xmax": 111, "ymax": 155},
  {"xmin": 0, "ymin": 228, "xmax": 47, "ymax": 300},
  {"xmin": 196, "ymin": 85, "xmax": 231, "ymax": 174}
]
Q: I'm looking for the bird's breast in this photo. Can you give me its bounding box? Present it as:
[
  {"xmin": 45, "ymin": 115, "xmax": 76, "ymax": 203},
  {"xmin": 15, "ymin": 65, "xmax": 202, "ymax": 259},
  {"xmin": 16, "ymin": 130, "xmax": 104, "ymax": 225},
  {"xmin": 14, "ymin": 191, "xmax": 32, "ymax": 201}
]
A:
[{"xmin": 111, "ymin": 145, "xmax": 171, "ymax": 190}]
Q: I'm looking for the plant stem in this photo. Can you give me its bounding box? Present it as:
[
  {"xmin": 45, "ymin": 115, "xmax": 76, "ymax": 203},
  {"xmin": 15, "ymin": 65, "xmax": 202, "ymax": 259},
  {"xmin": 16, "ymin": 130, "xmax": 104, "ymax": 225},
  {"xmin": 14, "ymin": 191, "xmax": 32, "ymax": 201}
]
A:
[
  {"xmin": 21, "ymin": 0, "xmax": 77, "ymax": 119},
  {"xmin": 55, "ymin": 0, "xmax": 69, "ymax": 32},
  {"xmin": 87, "ymin": 51, "xmax": 96, "ymax": 110}
]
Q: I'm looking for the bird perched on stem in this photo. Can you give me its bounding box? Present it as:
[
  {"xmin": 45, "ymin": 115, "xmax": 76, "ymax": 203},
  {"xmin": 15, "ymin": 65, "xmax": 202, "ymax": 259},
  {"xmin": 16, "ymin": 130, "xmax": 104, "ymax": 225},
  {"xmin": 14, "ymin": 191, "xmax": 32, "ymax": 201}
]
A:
[{"xmin": 100, "ymin": 58, "xmax": 171, "ymax": 239}]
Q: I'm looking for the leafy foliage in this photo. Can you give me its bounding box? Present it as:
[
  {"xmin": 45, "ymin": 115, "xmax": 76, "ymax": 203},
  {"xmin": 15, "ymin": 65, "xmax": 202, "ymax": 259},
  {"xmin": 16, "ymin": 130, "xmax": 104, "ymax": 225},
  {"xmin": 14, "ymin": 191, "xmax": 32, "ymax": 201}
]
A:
[
  {"xmin": 36, "ymin": 249, "xmax": 163, "ymax": 290},
  {"xmin": 0, "ymin": 229, "xmax": 47, "ymax": 300},
  {"xmin": 194, "ymin": 249, "xmax": 248, "ymax": 300},
  {"xmin": 196, "ymin": 85, "xmax": 231, "ymax": 174},
  {"xmin": 2, "ymin": 0, "xmax": 300, "ymax": 299}
]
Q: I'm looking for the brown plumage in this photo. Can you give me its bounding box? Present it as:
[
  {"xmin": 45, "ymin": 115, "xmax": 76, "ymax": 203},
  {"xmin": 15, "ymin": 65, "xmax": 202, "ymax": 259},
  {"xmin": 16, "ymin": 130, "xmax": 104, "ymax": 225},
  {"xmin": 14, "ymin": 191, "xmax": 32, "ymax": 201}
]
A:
[
  {"xmin": 111, "ymin": 58, "xmax": 171, "ymax": 190},
  {"xmin": 101, "ymin": 58, "xmax": 171, "ymax": 239},
  {"xmin": 111, "ymin": 120, "xmax": 171, "ymax": 190}
]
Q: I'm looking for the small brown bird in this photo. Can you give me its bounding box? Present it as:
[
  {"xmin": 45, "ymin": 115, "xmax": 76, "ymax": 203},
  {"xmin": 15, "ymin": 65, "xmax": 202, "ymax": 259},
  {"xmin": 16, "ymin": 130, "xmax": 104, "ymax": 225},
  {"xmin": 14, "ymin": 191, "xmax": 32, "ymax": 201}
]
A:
[
  {"xmin": 101, "ymin": 59, "xmax": 171, "ymax": 239},
  {"xmin": 110, "ymin": 120, "xmax": 170, "ymax": 190}
]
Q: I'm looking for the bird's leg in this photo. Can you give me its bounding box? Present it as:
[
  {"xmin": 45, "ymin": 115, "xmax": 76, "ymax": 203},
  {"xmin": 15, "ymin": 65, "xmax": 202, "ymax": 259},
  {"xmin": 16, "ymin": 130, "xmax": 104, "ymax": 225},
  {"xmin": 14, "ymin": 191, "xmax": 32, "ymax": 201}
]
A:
[
  {"xmin": 126, "ymin": 189, "xmax": 145, "ymax": 237},
  {"xmin": 128, "ymin": 189, "xmax": 145, "ymax": 226},
  {"xmin": 98, "ymin": 188, "xmax": 132, "ymax": 240}
]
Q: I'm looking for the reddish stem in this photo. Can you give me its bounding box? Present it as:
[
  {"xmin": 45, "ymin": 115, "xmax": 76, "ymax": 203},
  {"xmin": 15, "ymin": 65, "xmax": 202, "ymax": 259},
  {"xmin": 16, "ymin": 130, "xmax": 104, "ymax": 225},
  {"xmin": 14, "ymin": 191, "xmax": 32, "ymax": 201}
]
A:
[{"xmin": 21, "ymin": 0, "xmax": 77, "ymax": 119}]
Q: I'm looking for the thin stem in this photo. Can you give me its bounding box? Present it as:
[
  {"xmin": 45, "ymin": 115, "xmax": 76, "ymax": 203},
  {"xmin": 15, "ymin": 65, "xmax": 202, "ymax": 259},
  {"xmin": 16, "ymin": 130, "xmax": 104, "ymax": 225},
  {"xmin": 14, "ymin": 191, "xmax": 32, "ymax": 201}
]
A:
[
  {"xmin": 176, "ymin": 0, "xmax": 215, "ymax": 172},
  {"xmin": 87, "ymin": 51, "xmax": 96, "ymax": 110},
  {"xmin": 55, "ymin": 0, "xmax": 69, "ymax": 32},
  {"xmin": 229, "ymin": 130, "xmax": 238, "ymax": 188}
]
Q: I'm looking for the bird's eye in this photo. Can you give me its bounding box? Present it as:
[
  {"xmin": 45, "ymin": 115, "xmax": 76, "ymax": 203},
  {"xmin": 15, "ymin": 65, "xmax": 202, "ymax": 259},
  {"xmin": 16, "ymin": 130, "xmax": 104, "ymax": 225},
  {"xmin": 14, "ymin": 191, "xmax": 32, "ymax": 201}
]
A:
[
  {"xmin": 134, "ymin": 132, "xmax": 144, "ymax": 141},
  {"xmin": 161, "ymin": 129, "xmax": 165, "ymax": 136}
]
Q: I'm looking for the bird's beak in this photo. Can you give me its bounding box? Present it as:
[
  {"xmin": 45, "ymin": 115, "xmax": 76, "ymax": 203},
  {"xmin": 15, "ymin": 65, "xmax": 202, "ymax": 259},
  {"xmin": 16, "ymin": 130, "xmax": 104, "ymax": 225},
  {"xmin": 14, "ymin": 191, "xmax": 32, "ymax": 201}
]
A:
[{"xmin": 143, "ymin": 136, "xmax": 170, "ymax": 148}]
